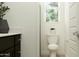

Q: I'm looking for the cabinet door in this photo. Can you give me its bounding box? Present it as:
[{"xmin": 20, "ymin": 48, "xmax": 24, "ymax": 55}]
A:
[
  {"xmin": 0, "ymin": 36, "xmax": 14, "ymax": 52},
  {"xmin": 14, "ymin": 34, "xmax": 21, "ymax": 57},
  {"xmin": 0, "ymin": 47, "xmax": 15, "ymax": 57}
]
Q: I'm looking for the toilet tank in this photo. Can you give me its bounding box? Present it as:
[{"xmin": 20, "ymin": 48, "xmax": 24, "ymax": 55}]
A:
[{"xmin": 47, "ymin": 34, "xmax": 58, "ymax": 44}]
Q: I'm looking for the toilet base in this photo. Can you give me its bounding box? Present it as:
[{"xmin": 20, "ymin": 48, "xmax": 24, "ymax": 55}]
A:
[{"xmin": 49, "ymin": 51, "xmax": 56, "ymax": 57}]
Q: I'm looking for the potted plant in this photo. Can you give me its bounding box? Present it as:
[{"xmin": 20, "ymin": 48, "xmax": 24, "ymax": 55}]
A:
[{"xmin": 0, "ymin": 2, "xmax": 10, "ymax": 33}]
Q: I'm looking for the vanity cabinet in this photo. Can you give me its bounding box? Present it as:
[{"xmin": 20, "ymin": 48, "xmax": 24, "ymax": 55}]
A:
[{"xmin": 0, "ymin": 33, "xmax": 21, "ymax": 57}]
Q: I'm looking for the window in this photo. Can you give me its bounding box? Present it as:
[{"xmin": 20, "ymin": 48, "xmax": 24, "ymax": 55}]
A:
[{"xmin": 46, "ymin": 2, "xmax": 58, "ymax": 22}]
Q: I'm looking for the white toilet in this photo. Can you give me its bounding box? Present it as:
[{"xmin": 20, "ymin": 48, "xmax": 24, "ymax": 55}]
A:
[{"xmin": 47, "ymin": 34, "xmax": 58, "ymax": 57}]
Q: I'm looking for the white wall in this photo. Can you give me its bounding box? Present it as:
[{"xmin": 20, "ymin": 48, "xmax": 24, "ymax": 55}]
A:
[
  {"xmin": 41, "ymin": 3, "xmax": 49, "ymax": 56},
  {"xmin": 5, "ymin": 2, "xmax": 40, "ymax": 57},
  {"xmin": 56, "ymin": 3, "xmax": 67, "ymax": 56},
  {"xmin": 64, "ymin": 3, "xmax": 69, "ymax": 56},
  {"xmin": 65, "ymin": 2, "xmax": 79, "ymax": 57}
]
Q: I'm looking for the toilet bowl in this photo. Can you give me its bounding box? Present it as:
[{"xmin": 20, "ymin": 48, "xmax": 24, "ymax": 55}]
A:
[
  {"xmin": 48, "ymin": 44, "xmax": 58, "ymax": 57},
  {"xmin": 47, "ymin": 34, "xmax": 58, "ymax": 57}
]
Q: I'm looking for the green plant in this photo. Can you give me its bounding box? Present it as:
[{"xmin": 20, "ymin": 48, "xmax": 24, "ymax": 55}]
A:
[
  {"xmin": 46, "ymin": 2, "xmax": 58, "ymax": 22},
  {"xmin": 46, "ymin": 9, "xmax": 58, "ymax": 22},
  {"xmin": 0, "ymin": 2, "xmax": 10, "ymax": 19}
]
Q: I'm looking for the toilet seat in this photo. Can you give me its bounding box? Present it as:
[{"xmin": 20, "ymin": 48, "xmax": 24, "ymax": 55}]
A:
[{"xmin": 48, "ymin": 44, "xmax": 58, "ymax": 50}]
